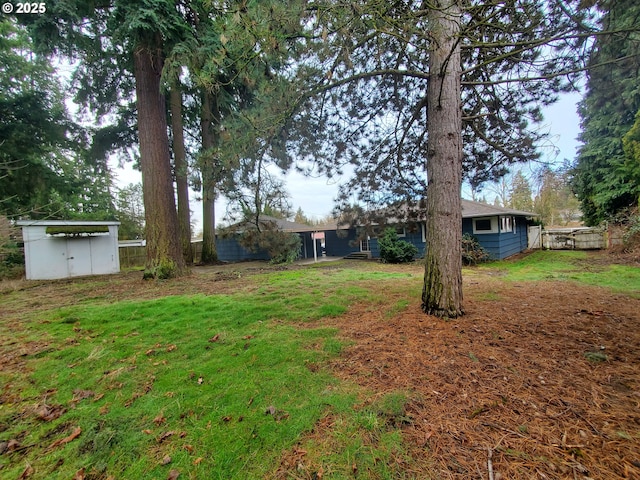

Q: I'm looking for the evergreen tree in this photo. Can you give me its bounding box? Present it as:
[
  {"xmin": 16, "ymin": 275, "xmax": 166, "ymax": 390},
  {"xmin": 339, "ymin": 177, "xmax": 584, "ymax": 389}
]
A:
[
  {"xmin": 0, "ymin": 18, "xmax": 113, "ymax": 219},
  {"xmin": 24, "ymin": 0, "xmax": 189, "ymax": 278},
  {"xmin": 573, "ymin": 0, "xmax": 640, "ymax": 225},
  {"xmin": 285, "ymin": 0, "xmax": 620, "ymax": 317},
  {"xmin": 509, "ymin": 171, "xmax": 534, "ymax": 212}
]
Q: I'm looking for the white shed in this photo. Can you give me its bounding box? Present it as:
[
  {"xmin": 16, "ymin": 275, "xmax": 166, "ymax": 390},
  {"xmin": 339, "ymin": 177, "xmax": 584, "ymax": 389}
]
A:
[{"xmin": 17, "ymin": 220, "xmax": 121, "ymax": 280}]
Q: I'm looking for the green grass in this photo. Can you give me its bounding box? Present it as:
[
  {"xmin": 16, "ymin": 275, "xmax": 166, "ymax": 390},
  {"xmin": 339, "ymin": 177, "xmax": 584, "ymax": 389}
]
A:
[
  {"xmin": 0, "ymin": 266, "xmax": 420, "ymax": 479},
  {"xmin": 2, "ymin": 254, "xmax": 636, "ymax": 479},
  {"xmin": 482, "ymin": 250, "xmax": 640, "ymax": 296}
]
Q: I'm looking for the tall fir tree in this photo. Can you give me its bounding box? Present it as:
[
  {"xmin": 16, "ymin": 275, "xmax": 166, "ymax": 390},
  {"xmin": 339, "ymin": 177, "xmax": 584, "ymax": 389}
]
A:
[
  {"xmin": 573, "ymin": 0, "xmax": 640, "ymax": 225},
  {"xmin": 286, "ymin": 0, "xmax": 600, "ymax": 317}
]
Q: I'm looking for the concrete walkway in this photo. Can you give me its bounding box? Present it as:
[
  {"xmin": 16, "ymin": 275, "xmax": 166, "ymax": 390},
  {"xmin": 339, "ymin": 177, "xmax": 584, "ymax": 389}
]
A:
[{"xmin": 295, "ymin": 256, "xmax": 344, "ymax": 266}]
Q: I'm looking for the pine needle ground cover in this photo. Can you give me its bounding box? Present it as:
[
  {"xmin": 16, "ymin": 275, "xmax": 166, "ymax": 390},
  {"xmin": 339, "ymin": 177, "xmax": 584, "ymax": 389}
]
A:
[{"xmin": 1, "ymin": 252, "xmax": 639, "ymax": 479}]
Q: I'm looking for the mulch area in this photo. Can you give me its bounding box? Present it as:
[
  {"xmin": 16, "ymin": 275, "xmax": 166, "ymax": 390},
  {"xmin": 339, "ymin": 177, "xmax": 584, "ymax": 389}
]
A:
[{"xmin": 304, "ymin": 278, "xmax": 640, "ymax": 479}]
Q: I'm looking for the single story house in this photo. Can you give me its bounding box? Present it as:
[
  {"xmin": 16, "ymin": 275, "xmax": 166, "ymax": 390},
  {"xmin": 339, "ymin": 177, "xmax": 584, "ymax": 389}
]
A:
[
  {"xmin": 212, "ymin": 200, "xmax": 536, "ymax": 262},
  {"xmin": 16, "ymin": 220, "xmax": 121, "ymax": 279}
]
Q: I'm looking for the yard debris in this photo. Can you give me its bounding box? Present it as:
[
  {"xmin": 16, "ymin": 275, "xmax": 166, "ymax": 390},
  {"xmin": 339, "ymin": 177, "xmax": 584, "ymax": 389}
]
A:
[
  {"xmin": 17, "ymin": 464, "xmax": 34, "ymax": 479},
  {"xmin": 35, "ymin": 403, "xmax": 65, "ymax": 421},
  {"xmin": 157, "ymin": 431, "xmax": 175, "ymax": 443},
  {"xmin": 208, "ymin": 334, "xmax": 221, "ymax": 343},
  {"xmin": 167, "ymin": 469, "xmax": 180, "ymax": 480},
  {"xmin": 48, "ymin": 426, "xmax": 81, "ymax": 450},
  {"xmin": 161, "ymin": 455, "xmax": 172, "ymax": 465}
]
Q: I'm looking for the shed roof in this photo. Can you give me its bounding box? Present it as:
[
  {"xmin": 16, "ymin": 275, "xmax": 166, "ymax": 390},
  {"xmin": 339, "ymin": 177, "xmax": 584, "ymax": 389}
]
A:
[{"xmin": 16, "ymin": 220, "xmax": 121, "ymax": 226}]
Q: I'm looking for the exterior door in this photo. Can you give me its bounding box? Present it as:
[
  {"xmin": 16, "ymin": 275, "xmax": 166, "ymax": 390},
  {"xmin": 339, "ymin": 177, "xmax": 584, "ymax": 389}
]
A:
[{"xmin": 66, "ymin": 239, "xmax": 93, "ymax": 277}]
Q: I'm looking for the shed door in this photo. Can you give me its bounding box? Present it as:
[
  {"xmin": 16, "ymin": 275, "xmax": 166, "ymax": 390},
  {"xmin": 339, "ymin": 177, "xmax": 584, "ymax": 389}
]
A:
[{"xmin": 67, "ymin": 240, "xmax": 93, "ymax": 277}]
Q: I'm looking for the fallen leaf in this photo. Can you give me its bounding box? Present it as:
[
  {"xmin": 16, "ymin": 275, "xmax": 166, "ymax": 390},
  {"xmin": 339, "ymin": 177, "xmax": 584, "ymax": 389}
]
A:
[
  {"xmin": 99, "ymin": 404, "xmax": 110, "ymax": 415},
  {"xmin": 145, "ymin": 349, "xmax": 155, "ymax": 356},
  {"xmin": 36, "ymin": 404, "xmax": 65, "ymax": 422},
  {"xmin": 167, "ymin": 469, "xmax": 180, "ymax": 480},
  {"xmin": 7, "ymin": 438, "xmax": 21, "ymax": 451},
  {"xmin": 93, "ymin": 393, "xmax": 105, "ymax": 402},
  {"xmin": 197, "ymin": 376, "xmax": 204, "ymax": 385},
  {"xmin": 72, "ymin": 389, "xmax": 95, "ymax": 401},
  {"xmin": 166, "ymin": 344, "xmax": 177, "ymax": 352},
  {"xmin": 157, "ymin": 431, "xmax": 175, "ymax": 443},
  {"xmin": 242, "ymin": 335, "xmax": 254, "ymax": 340},
  {"xmin": 266, "ymin": 405, "xmax": 276, "ymax": 416},
  {"xmin": 193, "ymin": 457, "xmax": 203, "ymax": 465},
  {"xmin": 142, "ymin": 429, "xmax": 153, "ymax": 435},
  {"xmin": 161, "ymin": 455, "xmax": 172, "ymax": 465},
  {"xmin": 73, "ymin": 468, "xmax": 85, "ymax": 480},
  {"xmin": 17, "ymin": 465, "xmax": 34, "ymax": 479},
  {"xmin": 183, "ymin": 444, "xmax": 194, "ymax": 453},
  {"xmin": 48, "ymin": 426, "xmax": 82, "ymax": 450},
  {"xmin": 154, "ymin": 413, "xmax": 166, "ymax": 425},
  {"xmin": 208, "ymin": 334, "xmax": 221, "ymax": 343},
  {"xmin": 222, "ymin": 416, "xmax": 232, "ymax": 422}
]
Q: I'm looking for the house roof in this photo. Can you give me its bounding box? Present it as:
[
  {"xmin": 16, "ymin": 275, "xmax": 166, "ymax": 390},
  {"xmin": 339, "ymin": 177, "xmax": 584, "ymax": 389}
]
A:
[
  {"xmin": 461, "ymin": 199, "xmax": 537, "ymax": 218},
  {"xmin": 227, "ymin": 200, "xmax": 537, "ymax": 235}
]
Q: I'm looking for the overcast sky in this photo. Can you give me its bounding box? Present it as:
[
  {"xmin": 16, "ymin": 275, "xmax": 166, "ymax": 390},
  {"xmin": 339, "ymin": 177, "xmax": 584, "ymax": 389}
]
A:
[{"xmin": 111, "ymin": 91, "xmax": 584, "ymax": 231}]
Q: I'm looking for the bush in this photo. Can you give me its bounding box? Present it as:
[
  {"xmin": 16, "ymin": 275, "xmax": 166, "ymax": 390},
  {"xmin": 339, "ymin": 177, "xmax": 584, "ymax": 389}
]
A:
[
  {"xmin": 461, "ymin": 233, "xmax": 490, "ymax": 265},
  {"xmin": 378, "ymin": 227, "xmax": 418, "ymax": 263},
  {"xmin": 240, "ymin": 227, "xmax": 301, "ymax": 265}
]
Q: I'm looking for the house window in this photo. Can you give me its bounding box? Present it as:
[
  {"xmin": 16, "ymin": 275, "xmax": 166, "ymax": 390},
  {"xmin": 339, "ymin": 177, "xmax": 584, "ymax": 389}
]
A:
[
  {"xmin": 360, "ymin": 237, "xmax": 371, "ymax": 252},
  {"xmin": 395, "ymin": 226, "xmax": 406, "ymax": 238},
  {"xmin": 500, "ymin": 216, "xmax": 513, "ymax": 233},
  {"xmin": 473, "ymin": 217, "xmax": 498, "ymax": 234}
]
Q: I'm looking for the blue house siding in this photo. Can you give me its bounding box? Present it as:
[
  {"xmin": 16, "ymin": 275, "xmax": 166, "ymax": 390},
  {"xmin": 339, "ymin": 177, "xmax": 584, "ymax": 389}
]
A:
[
  {"xmin": 324, "ymin": 229, "xmax": 360, "ymax": 257},
  {"xmin": 497, "ymin": 217, "xmax": 529, "ymax": 258},
  {"xmin": 462, "ymin": 216, "xmax": 530, "ymax": 260},
  {"xmin": 215, "ymin": 237, "xmax": 269, "ymax": 262},
  {"xmin": 209, "ymin": 212, "xmax": 531, "ymax": 263}
]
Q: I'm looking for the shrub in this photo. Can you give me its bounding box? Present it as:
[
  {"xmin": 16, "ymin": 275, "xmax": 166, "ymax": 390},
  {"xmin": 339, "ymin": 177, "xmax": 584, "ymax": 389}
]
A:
[
  {"xmin": 240, "ymin": 226, "xmax": 301, "ymax": 265},
  {"xmin": 461, "ymin": 233, "xmax": 490, "ymax": 265},
  {"xmin": 378, "ymin": 227, "xmax": 418, "ymax": 263}
]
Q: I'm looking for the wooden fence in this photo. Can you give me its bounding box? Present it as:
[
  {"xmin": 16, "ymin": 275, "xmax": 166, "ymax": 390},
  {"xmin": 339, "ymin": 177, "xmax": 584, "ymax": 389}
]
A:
[
  {"xmin": 119, "ymin": 241, "xmax": 204, "ymax": 268},
  {"xmin": 540, "ymin": 227, "xmax": 606, "ymax": 250}
]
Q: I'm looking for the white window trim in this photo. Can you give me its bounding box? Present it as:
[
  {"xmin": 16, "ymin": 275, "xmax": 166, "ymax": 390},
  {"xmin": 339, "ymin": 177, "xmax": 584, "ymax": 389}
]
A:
[
  {"xmin": 473, "ymin": 217, "xmax": 499, "ymax": 234},
  {"xmin": 360, "ymin": 236, "xmax": 371, "ymax": 252},
  {"xmin": 395, "ymin": 226, "xmax": 406, "ymax": 238},
  {"xmin": 500, "ymin": 216, "xmax": 513, "ymax": 233}
]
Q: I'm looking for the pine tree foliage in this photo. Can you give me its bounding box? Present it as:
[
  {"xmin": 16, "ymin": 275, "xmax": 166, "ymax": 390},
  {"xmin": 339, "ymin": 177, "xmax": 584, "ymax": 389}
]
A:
[
  {"xmin": 281, "ymin": 0, "xmax": 604, "ymax": 317},
  {"xmin": 285, "ymin": 0, "xmax": 594, "ymax": 217},
  {"xmin": 0, "ymin": 18, "xmax": 114, "ymax": 219},
  {"xmin": 573, "ymin": 0, "xmax": 640, "ymax": 225}
]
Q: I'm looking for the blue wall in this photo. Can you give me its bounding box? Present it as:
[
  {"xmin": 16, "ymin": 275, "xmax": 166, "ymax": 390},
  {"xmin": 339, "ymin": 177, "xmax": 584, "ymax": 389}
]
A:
[
  {"xmin": 211, "ymin": 216, "xmax": 530, "ymax": 262},
  {"xmin": 462, "ymin": 217, "xmax": 530, "ymax": 260},
  {"xmin": 324, "ymin": 229, "xmax": 361, "ymax": 257},
  {"xmin": 216, "ymin": 237, "xmax": 269, "ymax": 261}
]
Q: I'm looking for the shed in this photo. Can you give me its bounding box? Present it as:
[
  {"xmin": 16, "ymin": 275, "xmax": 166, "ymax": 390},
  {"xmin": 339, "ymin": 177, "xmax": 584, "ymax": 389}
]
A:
[{"xmin": 17, "ymin": 220, "xmax": 121, "ymax": 280}]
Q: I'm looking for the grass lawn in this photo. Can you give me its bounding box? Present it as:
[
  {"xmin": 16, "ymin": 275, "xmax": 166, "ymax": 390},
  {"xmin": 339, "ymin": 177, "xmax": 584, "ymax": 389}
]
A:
[{"xmin": 1, "ymin": 251, "xmax": 638, "ymax": 479}]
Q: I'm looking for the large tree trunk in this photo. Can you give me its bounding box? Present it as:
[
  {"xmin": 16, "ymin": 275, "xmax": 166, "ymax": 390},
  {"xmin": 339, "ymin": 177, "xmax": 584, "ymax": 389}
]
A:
[
  {"xmin": 169, "ymin": 86, "xmax": 193, "ymax": 265},
  {"xmin": 133, "ymin": 42, "xmax": 186, "ymax": 279},
  {"xmin": 200, "ymin": 90, "xmax": 218, "ymax": 264},
  {"xmin": 421, "ymin": 0, "xmax": 464, "ymax": 318}
]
